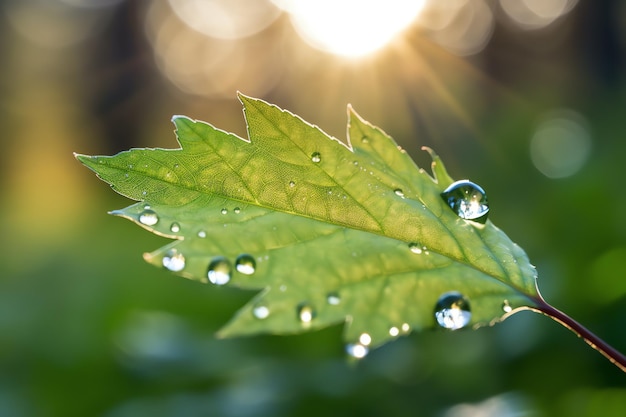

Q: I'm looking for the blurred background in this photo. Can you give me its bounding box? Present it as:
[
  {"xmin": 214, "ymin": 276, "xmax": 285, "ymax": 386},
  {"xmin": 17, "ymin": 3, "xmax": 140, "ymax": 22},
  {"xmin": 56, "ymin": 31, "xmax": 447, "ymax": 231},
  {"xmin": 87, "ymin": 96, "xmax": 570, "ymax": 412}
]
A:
[{"xmin": 1, "ymin": 0, "xmax": 625, "ymax": 416}]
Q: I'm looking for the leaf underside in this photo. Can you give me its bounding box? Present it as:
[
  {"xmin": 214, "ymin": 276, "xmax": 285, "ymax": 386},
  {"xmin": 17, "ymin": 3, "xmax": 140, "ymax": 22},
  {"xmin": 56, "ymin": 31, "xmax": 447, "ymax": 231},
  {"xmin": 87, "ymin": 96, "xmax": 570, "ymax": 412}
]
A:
[{"xmin": 76, "ymin": 94, "xmax": 539, "ymax": 351}]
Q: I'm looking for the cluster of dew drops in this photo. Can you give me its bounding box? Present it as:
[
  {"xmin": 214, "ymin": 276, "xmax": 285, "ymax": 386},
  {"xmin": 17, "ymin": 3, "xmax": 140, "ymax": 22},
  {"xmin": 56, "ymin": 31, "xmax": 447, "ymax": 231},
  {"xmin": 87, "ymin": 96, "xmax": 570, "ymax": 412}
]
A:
[{"xmin": 136, "ymin": 173, "xmax": 513, "ymax": 359}]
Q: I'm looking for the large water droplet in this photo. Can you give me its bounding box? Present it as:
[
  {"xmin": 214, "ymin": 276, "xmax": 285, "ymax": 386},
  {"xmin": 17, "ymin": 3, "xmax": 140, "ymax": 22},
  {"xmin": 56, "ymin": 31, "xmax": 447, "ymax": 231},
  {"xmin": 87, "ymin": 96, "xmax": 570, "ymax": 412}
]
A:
[
  {"xmin": 434, "ymin": 291, "xmax": 471, "ymax": 330},
  {"xmin": 170, "ymin": 222, "xmax": 180, "ymax": 233},
  {"xmin": 297, "ymin": 303, "xmax": 315, "ymax": 324},
  {"xmin": 162, "ymin": 249, "xmax": 185, "ymax": 272},
  {"xmin": 441, "ymin": 180, "xmax": 489, "ymax": 223},
  {"xmin": 253, "ymin": 305, "xmax": 270, "ymax": 319},
  {"xmin": 326, "ymin": 292, "xmax": 341, "ymax": 305},
  {"xmin": 207, "ymin": 257, "xmax": 232, "ymax": 285},
  {"xmin": 139, "ymin": 210, "xmax": 159, "ymax": 226},
  {"xmin": 311, "ymin": 152, "xmax": 321, "ymax": 163},
  {"xmin": 346, "ymin": 343, "xmax": 369, "ymax": 359},
  {"xmin": 235, "ymin": 254, "xmax": 256, "ymax": 275}
]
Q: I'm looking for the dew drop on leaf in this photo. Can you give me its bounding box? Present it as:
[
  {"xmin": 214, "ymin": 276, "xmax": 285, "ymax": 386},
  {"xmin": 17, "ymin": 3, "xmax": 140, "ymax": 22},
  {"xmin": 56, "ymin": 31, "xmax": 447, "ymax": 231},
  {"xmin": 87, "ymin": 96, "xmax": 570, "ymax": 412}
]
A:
[
  {"xmin": 346, "ymin": 343, "xmax": 369, "ymax": 359},
  {"xmin": 288, "ymin": 181, "xmax": 296, "ymax": 188},
  {"xmin": 197, "ymin": 230, "xmax": 206, "ymax": 238},
  {"xmin": 235, "ymin": 254, "xmax": 256, "ymax": 275},
  {"xmin": 408, "ymin": 243, "xmax": 423, "ymax": 254},
  {"xmin": 162, "ymin": 249, "xmax": 185, "ymax": 272},
  {"xmin": 221, "ymin": 208, "xmax": 228, "ymax": 215},
  {"xmin": 434, "ymin": 291, "xmax": 472, "ymax": 330},
  {"xmin": 297, "ymin": 303, "xmax": 315, "ymax": 324},
  {"xmin": 394, "ymin": 188, "xmax": 405, "ymax": 198},
  {"xmin": 440, "ymin": 180, "xmax": 489, "ymax": 223},
  {"xmin": 170, "ymin": 222, "xmax": 180, "ymax": 233},
  {"xmin": 253, "ymin": 305, "xmax": 270, "ymax": 320},
  {"xmin": 207, "ymin": 257, "xmax": 232, "ymax": 285},
  {"xmin": 389, "ymin": 326, "xmax": 400, "ymax": 337},
  {"xmin": 502, "ymin": 300, "xmax": 512, "ymax": 313},
  {"xmin": 326, "ymin": 292, "xmax": 341, "ymax": 305},
  {"xmin": 311, "ymin": 152, "xmax": 321, "ymax": 163},
  {"xmin": 234, "ymin": 207, "xmax": 241, "ymax": 214},
  {"xmin": 138, "ymin": 210, "xmax": 159, "ymax": 226}
]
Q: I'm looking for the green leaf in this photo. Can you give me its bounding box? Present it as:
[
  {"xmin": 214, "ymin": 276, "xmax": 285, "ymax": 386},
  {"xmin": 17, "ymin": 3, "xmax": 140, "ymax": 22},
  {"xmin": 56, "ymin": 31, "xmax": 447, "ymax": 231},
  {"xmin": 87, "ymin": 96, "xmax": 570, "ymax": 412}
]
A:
[{"xmin": 76, "ymin": 94, "xmax": 539, "ymax": 353}]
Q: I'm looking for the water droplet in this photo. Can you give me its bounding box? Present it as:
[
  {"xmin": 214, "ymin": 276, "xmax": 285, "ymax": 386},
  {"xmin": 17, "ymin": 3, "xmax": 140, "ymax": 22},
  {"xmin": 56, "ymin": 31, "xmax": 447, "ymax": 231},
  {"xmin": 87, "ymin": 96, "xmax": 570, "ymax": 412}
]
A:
[
  {"xmin": 221, "ymin": 208, "xmax": 228, "ymax": 215},
  {"xmin": 170, "ymin": 222, "xmax": 180, "ymax": 233},
  {"xmin": 289, "ymin": 181, "xmax": 296, "ymax": 188},
  {"xmin": 389, "ymin": 326, "xmax": 400, "ymax": 337},
  {"xmin": 142, "ymin": 191, "xmax": 147, "ymax": 196},
  {"xmin": 361, "ymin": 136, "xmax": 369, "ymax": 144},
  {"xmin": 394, "ymin": 189, "xmax": 405, "ymax": 198},
  {"xmin": 207, "ymin": 257, "xmax": 232, "ymax": 285},
  {"xmin": 441, "ymin": 180, "xmax": 489, "ymax": 223},
  {"xmin": 234, "ymin": 207, "xmax": 241, "ymax": 214},
  {"xmin": 253, "ymin": 305, "xmax": 270, "ymax": 319},
  {"xmin": 434, "ymin": 291, "xmax": 472, "ymax": 330},
  {"xmin": 346, "ymin": 343, "xmax": 369, "ymax": 359},
  {"xmin": 279, "ymin": 284, "xmax": 287, "ymax": 292},
  {"xmin": 311, "ymin": 152, "xmax": 321, "ymax": 163},
  {"xmin": 358, "ymin": 333, "xmax": 372, "ymax": 346},
  {"xmin": 162, "ymin": 249, "xmax": 185, "ymax": 272},
  {"xmin": 401, "ymin": 323, "xmax": 410, "ymax": 333},
  {"xmin": 235, "ymin": 254, "xmax": 256, "ymax": 275},
  {"xmin": 197, "ymin": 230, "xmax": 207, "ymax": 238},
  {"xmin": 353, "ymin": 161, "xmax": 359, "ymax": 166},
  {"xmin": 502, "ymin": 300, "xmax": 513, "ymax": 313},
  {"xmin": 326, "ymin": 292, "xmax": 341, "ymax": 305},
  {"xmin": 297, "ymin": 303, "xmax": 315, "ymax": 324},
  {"xmin": 138, "ymin": 210, "xmax": 159, "ymax": 226},
  {"xmin": 408, "ymin": 243, "xmax": 422, "ymax": 254}
]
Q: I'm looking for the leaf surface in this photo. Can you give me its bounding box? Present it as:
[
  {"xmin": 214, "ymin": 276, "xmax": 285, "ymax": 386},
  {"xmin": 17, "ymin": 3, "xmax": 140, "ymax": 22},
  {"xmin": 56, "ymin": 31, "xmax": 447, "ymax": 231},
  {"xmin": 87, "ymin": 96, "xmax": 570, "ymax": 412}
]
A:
[{"xmin": 76, "ymin": 94, "xmax": 539, "ymax": 351}]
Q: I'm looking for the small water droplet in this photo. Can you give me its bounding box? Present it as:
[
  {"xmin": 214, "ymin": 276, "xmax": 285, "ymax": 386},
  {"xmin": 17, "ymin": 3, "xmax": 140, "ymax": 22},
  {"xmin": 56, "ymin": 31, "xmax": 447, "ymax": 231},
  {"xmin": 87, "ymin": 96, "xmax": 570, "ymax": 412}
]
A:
[
  {"xmin": 197, "ymin": 230, "xmax": 207, "ymax": 238},
  {"xmin": 394, "ymin": 188, "xmax": 405, "ymax": 198},
  {"xmin": 441, "ymin": 180, "xmax": 489, "ymax": 223},
  {"xmin": 221, "ymin": 208, "xmax": 228, "ymax": 215},
  {"xmin": 170, "ymin": 222, "xmax": 180, "ymax": 233},
  {"xmin": 297, "ymin": 303, "xmax": 315, "ymax": 324},
  {"xmin": 358, "ymin": 333, "xmax": 372, "ymax": 346},
  {"xmin": 361, "ymin": 136, "xmax": 369, "ymax": 144},
  {"xmin": 235, "ymin": 254, "xmax": 256, "ymax": 275},
  {"xmin": 279, "ymin": 284, "xmax": 287, "ymax": 292},
  {"xmin": 311, "ymin": 152, "xmax": 321, "ymax": 163},
  {"xmin": 401, "ymin": 323, "xmax": 410, "ymax": 333},
  {"xmin": 253, "ymin": 305, "xmax": 270, "ymax": 319},
  {"xmin": 289, "ymin": 181, "xmax": 296, "ymax": 188},
  {"xmin": 346, "ymin": 343, "xmax": 369, "ymax": 359},
  {"xmin": 353, "ymin": 161, "xmax": 359, "ymax": 166},
  {"xmin": 435, "ymin": 291, "xmax": 472, "ymax": 330},
  {"xmin": 162, "ymin": 249, "xmax": 185, "ymax": 272},
  {"xmin": 502, "ymin": 300, "xmax": 513, "ymax": 313},
  {"xmin": 326, "ymin": 292, "xmax": 341, "ymax": 305},
  {"xmin": 138, "ymin": 210, "xmax": 159, "ymax": 226},
  {"xmin": 207, "ymin": 257, "xmax": 232, "ymax": 285},
  {"xmin": 389, "ymin": 326, "xmax": 400, "ymax": 337},
  {"xmin": 142, "ymin": 191, "xmax": 147, "ymax": 196},
  {"xmin": 408, "ymin": 243, "xmax": 422, "ymax": 254},
  {"xmin": 234, "ymin": 207, "xmax": 241, "ymax": 214}
]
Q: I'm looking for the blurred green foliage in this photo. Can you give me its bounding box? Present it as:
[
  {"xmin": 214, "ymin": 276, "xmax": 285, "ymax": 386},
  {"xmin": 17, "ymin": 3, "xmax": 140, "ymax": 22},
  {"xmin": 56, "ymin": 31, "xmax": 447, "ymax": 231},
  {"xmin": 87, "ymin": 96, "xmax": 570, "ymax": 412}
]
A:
[{"xmin": 1, "ymin": 1, "xmax": 625, "ymax": 416}]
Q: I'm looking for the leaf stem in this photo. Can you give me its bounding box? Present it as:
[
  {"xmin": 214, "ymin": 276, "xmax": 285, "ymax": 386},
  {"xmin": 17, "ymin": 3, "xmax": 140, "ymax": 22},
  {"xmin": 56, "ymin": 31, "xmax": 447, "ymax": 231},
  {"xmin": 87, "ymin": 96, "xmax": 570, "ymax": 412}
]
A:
[{"xmin": 530, "ymin": 296, "xmax": 626, "ymax": 373}]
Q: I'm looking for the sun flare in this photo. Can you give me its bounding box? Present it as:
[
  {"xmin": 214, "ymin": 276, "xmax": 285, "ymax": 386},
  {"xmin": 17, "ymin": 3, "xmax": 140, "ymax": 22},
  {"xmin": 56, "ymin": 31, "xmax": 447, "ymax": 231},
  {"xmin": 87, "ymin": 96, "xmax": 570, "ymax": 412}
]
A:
[{"xmin": 273, "ymin": 0, "xmax": 425, "ymax": 57}]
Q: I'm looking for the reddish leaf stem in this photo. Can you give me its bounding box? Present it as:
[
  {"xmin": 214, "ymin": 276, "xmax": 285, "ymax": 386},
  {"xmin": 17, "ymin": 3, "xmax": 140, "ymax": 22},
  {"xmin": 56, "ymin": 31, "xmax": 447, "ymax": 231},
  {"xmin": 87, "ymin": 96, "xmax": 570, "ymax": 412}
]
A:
[{"xmin": 530, "ymin": 296, "xmax": 626, "ymax": 373}]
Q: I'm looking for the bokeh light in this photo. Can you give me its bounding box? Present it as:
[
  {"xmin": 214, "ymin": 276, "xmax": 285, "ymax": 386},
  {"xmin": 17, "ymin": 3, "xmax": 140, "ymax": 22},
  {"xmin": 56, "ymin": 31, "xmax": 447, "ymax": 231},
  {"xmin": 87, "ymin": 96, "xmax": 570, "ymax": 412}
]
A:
[
  {"xmin": 167, "ymin": 0, "xmax": 281, "ymax": 40},
  {"xmin": 529, "ymin": 109, "xmax": 591, "ymax": 179},
  {"xmin": 272, "ymin": 0, "xmax": 425, "ymax": 57},
  {"xmin": 499, "ymin": 0, "xmax": 579, "ymax": 30},
  {"xmin": 418, "ymin": 0, "xmax": 494, "ymax": 56}
]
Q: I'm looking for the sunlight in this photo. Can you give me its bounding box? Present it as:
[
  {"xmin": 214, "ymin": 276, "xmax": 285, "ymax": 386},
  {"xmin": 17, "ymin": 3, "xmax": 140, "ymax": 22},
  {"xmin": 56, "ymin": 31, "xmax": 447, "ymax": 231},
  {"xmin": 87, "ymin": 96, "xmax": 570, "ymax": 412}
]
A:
[{"xmin": 272, "ymin": 0, "xmax": 425, "ymax": 57}]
